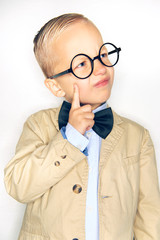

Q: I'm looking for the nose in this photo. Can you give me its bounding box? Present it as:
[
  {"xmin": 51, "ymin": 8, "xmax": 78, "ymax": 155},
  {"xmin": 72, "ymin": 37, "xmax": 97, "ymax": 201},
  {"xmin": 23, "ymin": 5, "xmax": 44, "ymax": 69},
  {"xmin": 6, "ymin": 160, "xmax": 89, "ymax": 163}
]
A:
[{"xmin": 93, "ymin": 59, "xmax": 107, "ymax": 76}]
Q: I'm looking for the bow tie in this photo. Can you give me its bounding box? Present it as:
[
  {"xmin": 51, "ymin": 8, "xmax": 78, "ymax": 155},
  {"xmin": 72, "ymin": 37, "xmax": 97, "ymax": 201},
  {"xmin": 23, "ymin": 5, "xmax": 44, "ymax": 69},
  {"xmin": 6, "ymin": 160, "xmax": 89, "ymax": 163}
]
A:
[{"xmin": 58, "ymin": 101, "xmax": 113, "ymax": 139}]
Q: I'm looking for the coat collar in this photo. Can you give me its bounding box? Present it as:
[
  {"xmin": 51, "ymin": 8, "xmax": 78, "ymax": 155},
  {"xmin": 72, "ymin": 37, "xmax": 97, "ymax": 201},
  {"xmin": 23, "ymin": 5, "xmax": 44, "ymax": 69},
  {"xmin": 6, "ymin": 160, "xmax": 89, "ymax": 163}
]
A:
[
  {"xmin": 113, "ymin": 110, "xmax": 124, "ymax": 125},
  {"xmin": 54, "ymin": 103, "xmax": 63, "ymax": 131}
]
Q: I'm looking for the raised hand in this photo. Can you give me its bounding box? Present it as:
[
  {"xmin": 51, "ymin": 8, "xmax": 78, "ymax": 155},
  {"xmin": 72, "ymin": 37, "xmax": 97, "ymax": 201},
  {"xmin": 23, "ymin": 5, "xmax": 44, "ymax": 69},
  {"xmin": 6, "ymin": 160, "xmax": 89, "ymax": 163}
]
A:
[{"xmin": 68, "ymin": 84, "xmax": 95, "ymax": 135}]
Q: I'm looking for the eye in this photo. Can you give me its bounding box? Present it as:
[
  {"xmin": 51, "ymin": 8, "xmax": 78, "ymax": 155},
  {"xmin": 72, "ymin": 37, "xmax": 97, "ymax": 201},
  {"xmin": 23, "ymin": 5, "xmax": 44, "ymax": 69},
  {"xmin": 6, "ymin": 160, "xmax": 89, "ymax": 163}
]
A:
[
  {"xmin": 100, "ymin": 53, "xmax": 108, "ymax": 59},
  {"xmin": 72, "ymin": 55, "xmax": 90, "ymax": 71},
  {"xmin": 77, "ymin": 61, "xmax": 86, "ymax": 68}
]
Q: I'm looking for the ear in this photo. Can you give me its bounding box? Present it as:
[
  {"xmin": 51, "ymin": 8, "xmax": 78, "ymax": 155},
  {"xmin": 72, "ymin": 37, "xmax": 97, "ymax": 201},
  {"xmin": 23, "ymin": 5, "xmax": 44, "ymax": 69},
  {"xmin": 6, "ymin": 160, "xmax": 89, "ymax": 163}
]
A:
[{"xmin": 44, "ymin": 79, "xmax": 65, "ymax": 98}]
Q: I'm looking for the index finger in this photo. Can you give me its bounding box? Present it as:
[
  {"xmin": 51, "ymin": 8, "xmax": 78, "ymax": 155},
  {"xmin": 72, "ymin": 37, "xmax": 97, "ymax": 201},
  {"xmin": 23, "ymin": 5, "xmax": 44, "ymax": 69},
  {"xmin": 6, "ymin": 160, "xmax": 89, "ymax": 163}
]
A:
[{"xmin": 71, "ymin": 84, "xmax": 80, "ymax": 109}]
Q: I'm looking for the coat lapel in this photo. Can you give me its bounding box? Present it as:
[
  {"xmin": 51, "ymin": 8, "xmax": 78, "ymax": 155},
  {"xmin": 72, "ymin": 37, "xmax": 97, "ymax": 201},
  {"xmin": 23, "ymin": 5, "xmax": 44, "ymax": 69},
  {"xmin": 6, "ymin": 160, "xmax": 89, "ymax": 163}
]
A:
[
  {"xmin": 99, "ymin": 111, "xmax": 125, "ymax": 174},
  {"xmin": 54, "ymin": 104, "xmax": 125, "ymax": 174}
]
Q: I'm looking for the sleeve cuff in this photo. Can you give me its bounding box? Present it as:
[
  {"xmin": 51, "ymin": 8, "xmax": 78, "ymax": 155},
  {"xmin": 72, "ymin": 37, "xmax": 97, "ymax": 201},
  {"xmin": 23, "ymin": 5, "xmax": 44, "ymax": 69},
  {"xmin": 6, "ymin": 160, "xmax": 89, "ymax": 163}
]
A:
[{"xmin": 65, "ymin": 123, "xmax": 89, "ymax": 152}]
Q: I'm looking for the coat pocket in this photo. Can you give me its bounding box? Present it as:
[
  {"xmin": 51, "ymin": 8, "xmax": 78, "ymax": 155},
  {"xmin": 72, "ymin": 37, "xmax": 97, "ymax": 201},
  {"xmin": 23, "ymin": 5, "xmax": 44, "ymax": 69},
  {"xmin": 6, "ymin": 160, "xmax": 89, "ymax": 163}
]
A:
[{"xmin": 123, "ymin": 155, "xmax": 139, "ymax": 166}]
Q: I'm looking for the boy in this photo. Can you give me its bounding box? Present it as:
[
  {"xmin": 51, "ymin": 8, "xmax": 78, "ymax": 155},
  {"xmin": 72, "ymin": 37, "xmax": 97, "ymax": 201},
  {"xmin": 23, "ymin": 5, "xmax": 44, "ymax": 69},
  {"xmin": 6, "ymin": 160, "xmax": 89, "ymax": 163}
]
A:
[{"xmin": 4, "ymin": 13, "xmax": 160, "ymax": 240}]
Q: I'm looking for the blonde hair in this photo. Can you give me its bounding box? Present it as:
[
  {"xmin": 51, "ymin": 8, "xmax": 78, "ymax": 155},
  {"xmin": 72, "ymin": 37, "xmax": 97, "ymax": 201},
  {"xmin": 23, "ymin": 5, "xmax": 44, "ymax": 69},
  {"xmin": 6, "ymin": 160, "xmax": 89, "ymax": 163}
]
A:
[{"xmin": 33, "ymin": 13, "xmax": 91, "ymax": 78}]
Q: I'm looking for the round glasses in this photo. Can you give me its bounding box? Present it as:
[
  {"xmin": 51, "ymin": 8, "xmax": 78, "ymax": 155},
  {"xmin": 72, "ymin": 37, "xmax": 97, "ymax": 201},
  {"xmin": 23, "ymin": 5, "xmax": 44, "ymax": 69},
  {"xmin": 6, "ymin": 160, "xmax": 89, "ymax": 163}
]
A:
[{"xmin": 49, "ymin": 43, "xmax": 121, "ymax": 80}]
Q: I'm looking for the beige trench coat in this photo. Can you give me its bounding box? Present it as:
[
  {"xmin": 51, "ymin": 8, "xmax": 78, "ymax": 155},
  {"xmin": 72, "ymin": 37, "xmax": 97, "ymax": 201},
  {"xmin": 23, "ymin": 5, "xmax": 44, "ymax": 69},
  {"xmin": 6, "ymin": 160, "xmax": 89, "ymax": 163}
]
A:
[{"xmin": 4, "ymin": 105, "xmax": 160, "ymax": 240}]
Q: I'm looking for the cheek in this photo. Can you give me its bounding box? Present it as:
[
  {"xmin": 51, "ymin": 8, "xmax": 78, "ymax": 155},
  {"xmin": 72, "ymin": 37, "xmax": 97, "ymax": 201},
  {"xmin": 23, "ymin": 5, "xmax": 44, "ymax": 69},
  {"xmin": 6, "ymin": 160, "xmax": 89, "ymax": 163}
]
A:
[
  {"xmin": 76, "ymin": 82, "xmax": 89, "ymax": 98},
  {"xmin": 110, "ymin": 67, "xmax": 114, "ymax": 82},
  {"xmin": 59, "ymin": 75, "xmax": 74, "ymax": 92}
]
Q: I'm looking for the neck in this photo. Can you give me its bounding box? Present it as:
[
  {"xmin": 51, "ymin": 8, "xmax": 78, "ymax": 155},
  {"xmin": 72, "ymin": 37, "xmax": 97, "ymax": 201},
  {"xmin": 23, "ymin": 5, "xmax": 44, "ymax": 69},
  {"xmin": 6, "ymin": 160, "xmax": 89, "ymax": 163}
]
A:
[
  {"xmin": 80, "ymin": 102, "xmax": 106, "ymax": 111},
  {"xmin": 64, "ymin": 100, "xmax": 106, "ymax": 111}
]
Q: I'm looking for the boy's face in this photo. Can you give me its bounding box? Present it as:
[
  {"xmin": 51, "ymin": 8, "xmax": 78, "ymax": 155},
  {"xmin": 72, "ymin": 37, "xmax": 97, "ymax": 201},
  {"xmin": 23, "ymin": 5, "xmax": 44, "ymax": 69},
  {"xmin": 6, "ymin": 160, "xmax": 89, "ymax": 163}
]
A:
[{"xmin": 46, "ymin": 21, "xmax": 114, "ymax": 110}]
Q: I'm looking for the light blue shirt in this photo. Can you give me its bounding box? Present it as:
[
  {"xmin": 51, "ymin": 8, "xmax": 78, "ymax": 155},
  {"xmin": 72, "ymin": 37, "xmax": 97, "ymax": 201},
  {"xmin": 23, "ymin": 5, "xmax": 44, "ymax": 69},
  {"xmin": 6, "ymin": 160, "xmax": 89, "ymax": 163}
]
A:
[{"xmin": 63, "ymin": 102, "xmax": 107, "ymax": 240}]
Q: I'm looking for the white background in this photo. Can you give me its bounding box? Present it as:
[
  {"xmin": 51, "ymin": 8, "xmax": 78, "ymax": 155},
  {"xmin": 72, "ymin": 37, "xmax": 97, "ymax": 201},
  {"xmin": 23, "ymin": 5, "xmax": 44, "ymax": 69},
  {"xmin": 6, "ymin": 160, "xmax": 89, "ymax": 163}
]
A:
[{"xmin": 0, "ymin": 0, "xmax": 160, "ymax": 239}]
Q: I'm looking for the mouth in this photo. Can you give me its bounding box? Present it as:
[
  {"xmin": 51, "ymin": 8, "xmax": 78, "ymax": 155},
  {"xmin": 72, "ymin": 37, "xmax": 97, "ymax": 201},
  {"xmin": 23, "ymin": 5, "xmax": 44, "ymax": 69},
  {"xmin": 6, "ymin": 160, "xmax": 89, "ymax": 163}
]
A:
[{"xmin": 94, "ymin": 77, "xmax": 110, "ymax": 88}]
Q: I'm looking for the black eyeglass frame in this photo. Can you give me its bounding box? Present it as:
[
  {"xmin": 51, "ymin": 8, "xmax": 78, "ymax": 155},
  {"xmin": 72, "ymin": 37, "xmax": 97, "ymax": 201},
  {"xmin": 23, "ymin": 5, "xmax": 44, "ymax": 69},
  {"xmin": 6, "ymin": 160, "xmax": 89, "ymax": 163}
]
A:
[{"xmin": 48, "ymin": 42, "xmax": 121, "ymax": 80}]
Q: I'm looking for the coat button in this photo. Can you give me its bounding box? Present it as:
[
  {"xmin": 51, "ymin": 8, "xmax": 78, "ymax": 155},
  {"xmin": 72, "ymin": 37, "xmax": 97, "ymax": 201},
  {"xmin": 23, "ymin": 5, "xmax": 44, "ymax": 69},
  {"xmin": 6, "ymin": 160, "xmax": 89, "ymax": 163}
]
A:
[
  {"xmin": 61, "ymin": 155, "xmax": 67, "ymax": 159},
  {"xmin": 54, "ymin": 161, "xmax": 60, "ymax": 166},
  {"xmin": 73, "ymin": 184, "xmax": 82, "ymax": 194}
]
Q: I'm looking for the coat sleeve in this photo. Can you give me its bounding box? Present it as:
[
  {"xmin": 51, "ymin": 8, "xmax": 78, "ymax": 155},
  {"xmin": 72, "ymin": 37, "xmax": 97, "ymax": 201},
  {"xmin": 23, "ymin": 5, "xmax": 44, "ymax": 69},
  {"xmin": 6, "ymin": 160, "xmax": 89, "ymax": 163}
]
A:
[
  {"xmin": 133, "ymin": 129, "xmax": 160, "ymax": 239},
  {"xmin": 4, "ymin": 114, "xmax": 86, "ymax": 203}
]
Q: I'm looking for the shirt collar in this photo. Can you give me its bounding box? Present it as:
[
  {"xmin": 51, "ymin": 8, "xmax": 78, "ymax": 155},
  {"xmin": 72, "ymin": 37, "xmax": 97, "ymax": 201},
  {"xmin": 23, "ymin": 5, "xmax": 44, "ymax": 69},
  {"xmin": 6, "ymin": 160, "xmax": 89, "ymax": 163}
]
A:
[{"xmin": 92, "ymin": 102, "xmax": 107, "ymax": 114}]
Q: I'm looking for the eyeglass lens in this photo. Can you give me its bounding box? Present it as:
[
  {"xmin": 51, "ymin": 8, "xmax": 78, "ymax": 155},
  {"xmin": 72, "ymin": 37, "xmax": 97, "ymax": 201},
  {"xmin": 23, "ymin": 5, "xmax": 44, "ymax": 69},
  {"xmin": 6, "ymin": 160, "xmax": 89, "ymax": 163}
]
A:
[
  {"xmin": 72, "ymin": 55, "xmax": 92, "ymax": 79},
  {"xmin": 71, "ymin": 43, "xmax": 119, "ymax": 79},
  {"xmin": 100, "ymin": 43, "xmax": 118, "ymax": 67}
]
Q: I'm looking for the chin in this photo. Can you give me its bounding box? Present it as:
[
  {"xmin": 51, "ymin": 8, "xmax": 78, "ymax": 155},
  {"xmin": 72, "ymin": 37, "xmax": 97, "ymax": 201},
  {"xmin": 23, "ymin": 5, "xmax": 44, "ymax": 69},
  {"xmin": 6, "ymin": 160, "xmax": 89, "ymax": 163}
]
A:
[{"xmin": 99, "ymin": 93, "xmax": 111, "ymax": 103}]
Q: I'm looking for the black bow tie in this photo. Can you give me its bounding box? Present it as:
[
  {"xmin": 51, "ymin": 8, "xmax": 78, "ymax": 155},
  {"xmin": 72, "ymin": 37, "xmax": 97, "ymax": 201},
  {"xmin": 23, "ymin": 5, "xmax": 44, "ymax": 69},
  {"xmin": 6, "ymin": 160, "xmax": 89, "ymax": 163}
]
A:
[{"xmin": 58, "ymin": 101, "xmax": 113, "ymax": 139}]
